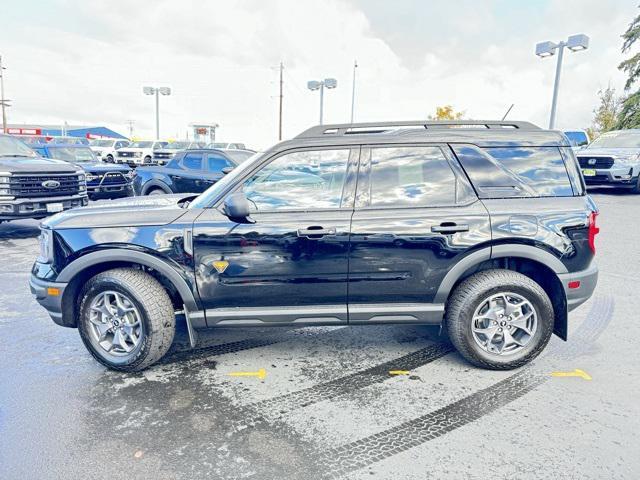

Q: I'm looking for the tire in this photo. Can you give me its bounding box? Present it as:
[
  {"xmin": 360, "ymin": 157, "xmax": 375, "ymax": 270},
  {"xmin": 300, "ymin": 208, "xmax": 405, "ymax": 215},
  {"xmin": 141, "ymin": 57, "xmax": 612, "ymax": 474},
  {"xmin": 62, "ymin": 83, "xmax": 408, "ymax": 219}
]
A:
[
  {"xmin": 144, "ymin": 156, "xmax": 152, "ymax": 164},
  {"xmin": 629, "ymin": 175, "xmax": 640, "ymax": 194},
  {"xmin": 445, "ymin": 269, "xmax": 554, "ymax": 370},
  {"xmin": 106, "ymin": 154, "xmax": 114, "ymax": 163},
  {"xmin": 77, "ymin": 268, "xmax": 175, "ymax": 372},
  {"xmin": 147, "ymin": 187, "xmax": 166, "ymax": 196}
]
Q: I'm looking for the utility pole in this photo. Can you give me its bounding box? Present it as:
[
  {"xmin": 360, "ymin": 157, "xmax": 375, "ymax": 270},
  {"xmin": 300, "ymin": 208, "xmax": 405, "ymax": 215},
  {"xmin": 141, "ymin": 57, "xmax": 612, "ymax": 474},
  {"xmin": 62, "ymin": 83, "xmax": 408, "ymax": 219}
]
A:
[
  {"xmin": 126, "ymin": 120, "xmax": 135, "ymax": 138},
  {"xmin": 278, "ymin": 62, "xmax": 284, "ymax": 141},
  {"xmin": 350, "ymin": 60, "xmax": 357, "ymax": 123},
  {"xmin": 0, "ymin": 55, "xmax": 9, "ymax": 133}
]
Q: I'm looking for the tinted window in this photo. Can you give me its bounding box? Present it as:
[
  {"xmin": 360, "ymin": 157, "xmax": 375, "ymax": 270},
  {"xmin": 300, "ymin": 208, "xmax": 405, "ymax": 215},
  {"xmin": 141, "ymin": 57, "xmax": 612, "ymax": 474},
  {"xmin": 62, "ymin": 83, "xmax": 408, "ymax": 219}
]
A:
[
  {"xmin": 484, "ymin": 147, "xmax": 573, "ymax": 197},
  {"xmin": 242, "ymin": 149, "xmax": 350, "ymax": 211},
  {"xmin": 182, "ymin": 153, "xmax": 202, "ymax": 170},
  {"xmin": 368, "ymin": 146, "xmax": 456, "ymax": 207},
  {"xmin": 564, "ymin": 131, "xmax": 588, "ymax": 147},
  {"xmin": 207, "ymin": 153, "xmax": 232, "ymax": 172}
]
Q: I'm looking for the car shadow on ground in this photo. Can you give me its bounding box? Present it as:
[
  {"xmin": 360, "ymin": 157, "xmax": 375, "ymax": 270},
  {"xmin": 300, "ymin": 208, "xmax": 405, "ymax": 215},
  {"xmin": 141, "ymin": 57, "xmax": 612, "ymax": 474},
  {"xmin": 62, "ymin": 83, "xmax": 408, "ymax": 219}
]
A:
[{"xmin": 0, "ymin": 220, "xmax": 41, "ymax": 240}]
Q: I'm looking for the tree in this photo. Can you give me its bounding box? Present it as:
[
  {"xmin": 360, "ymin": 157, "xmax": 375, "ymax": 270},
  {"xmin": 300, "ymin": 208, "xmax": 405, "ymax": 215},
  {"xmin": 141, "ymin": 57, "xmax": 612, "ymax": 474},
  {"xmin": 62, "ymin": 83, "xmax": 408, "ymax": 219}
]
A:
[
  {"xmin": 591, "ymin": 86, "xmax": 622, "ymax": 134},
  {"xmin": 617, "ymin": 6, "xmax": 640, "ymax": 128},
  {"xmin": 428, "ymin": 105, "xmax": 465, "ymax": 120}
]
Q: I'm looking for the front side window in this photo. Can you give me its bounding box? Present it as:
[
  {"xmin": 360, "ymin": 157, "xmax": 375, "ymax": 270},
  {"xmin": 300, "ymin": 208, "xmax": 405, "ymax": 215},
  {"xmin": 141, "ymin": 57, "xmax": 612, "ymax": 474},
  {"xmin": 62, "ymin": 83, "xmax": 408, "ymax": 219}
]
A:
[
  {"xmin": 368, "ymin": 146, "xmax": 457, "ymax": 207},
  {"xmin": 182, "ymin": 153, "xmax": 202, "ymax": 170},
  {"xmin": 242, "ymin": 148, "xmax": 350, "ymax": 211}
]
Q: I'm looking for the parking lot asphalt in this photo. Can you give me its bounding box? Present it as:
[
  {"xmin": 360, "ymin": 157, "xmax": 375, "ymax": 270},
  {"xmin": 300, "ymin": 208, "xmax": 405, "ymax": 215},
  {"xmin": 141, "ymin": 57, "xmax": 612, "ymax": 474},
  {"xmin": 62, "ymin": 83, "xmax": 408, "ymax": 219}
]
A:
[{"xmin": 1, "ymin": 190, "xmax": 639, "ymax": 480}]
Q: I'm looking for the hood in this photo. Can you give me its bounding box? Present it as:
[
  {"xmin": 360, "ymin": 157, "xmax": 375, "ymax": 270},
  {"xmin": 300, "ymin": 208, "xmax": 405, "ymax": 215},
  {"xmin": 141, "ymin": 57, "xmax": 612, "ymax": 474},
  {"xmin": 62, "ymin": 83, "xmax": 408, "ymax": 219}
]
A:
[
  {"xmin": 577, "ymin": 148, "xmax": 640, "ymax": 158},
  {"xmin": 43, "ymin": 193, "xmax": 197, "ymax": 229},
  {"xmin": 118, "ymin": 148, "xmax": 149, "ymax": 153},
  {"xmin": 74, "ymin": 162, "xmax": 131, "ymax": 173},
  {"xmin": 0, "ymin": 155, "xmax": 79, "ymax": 174}
]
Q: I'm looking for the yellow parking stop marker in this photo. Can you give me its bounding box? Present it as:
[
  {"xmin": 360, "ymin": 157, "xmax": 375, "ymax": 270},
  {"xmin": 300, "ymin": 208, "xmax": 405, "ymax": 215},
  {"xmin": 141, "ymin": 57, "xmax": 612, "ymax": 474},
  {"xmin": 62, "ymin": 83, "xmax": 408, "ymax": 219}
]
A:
[
  {"xmin": 228, "ymin": 368, "xmax": 267, "ymax": 380},
  {"xmin": 551, "ymin": 369, "xmax": 592, "ymax": 380},
  {"xmin": 389, "ymin": 370, "xmax": 411, "ymax": 376}
]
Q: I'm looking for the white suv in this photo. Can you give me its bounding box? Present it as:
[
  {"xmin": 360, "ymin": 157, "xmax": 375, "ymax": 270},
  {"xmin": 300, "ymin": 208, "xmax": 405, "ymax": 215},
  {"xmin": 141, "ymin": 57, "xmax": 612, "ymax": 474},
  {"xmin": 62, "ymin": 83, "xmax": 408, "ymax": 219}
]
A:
[
  {"xmin": 115, "ymin": 141, "xmax": 168, "ymax": 166},
  {"xmin": 90, "ymin": 139, "xmax": 130, "ymax": 163}
]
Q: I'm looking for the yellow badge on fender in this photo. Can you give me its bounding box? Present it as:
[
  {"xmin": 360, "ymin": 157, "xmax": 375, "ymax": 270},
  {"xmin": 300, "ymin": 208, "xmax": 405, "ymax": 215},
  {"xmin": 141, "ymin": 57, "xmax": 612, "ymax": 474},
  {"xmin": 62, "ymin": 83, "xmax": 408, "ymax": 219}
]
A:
[{"xmin": 213, "ymin": 260, "xmax": 229, "ymax": 274}]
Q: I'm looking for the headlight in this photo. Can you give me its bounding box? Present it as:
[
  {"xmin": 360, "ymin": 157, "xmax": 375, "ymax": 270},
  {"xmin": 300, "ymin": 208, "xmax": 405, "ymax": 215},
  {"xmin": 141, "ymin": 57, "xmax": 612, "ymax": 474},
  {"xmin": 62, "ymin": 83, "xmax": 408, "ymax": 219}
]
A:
[
  {"xmin": 37, "ymin": 228, "xmax": 54, "ymax": 264},
  {"xmin": 134, "ymin": 152, "xmax": 143, "ymax": 158},
  {"xmin": 77, "ymin": 173, "xmax": 85, "ymax": 182},
  {"xmin": 0, "ymin": 174, "xmax": 10, "ymax": 184},
  {"xmin": 85, "ymin": 173, "xmax": 98, "ymax": 182},
  {"xmin": 79, "ymin": 184, "xmax": 86, "ymax": 191},
  {"xmin": 614, "ymin": 154, "xmax": 640, "ymax": 165}
]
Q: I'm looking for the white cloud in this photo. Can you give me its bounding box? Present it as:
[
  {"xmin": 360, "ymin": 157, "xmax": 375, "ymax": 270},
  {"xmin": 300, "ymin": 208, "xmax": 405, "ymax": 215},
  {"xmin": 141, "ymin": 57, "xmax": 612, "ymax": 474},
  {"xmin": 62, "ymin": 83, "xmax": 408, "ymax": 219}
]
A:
[{"xmin": 0, "ymin": 0, "xmax": 637, "ymax": 149}]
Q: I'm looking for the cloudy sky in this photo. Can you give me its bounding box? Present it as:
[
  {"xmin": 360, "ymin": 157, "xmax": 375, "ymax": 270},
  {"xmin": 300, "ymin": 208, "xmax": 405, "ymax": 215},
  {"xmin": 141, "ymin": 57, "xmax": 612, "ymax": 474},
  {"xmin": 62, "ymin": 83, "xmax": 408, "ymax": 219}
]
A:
[{"xmin": 1, "ymin": 0, "xmax": 637, "ymax": 148}]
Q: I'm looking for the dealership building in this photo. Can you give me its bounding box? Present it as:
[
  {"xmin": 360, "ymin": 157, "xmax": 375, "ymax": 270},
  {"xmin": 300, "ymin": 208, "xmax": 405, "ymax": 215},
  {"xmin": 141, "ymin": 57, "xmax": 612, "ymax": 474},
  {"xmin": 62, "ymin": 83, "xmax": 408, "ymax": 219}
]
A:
[{"xmin": 5, "ymin": 124, "xmax": 128, "ymax": 140}]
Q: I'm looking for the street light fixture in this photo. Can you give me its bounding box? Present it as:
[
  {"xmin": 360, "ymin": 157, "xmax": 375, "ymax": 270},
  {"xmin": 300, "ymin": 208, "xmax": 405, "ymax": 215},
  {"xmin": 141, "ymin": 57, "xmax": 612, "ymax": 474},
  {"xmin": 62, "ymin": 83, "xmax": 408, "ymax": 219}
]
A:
[
  {"xmin": 307, "ymin": 78, "xmax": 337, "ymax": 125},
  {"xmin": 143, "ymin": 86, "xmax": 172, "ymax": 139},
  {"xmin": 535, "ymin": 34, "xmax": 589, "ymax": 129}
]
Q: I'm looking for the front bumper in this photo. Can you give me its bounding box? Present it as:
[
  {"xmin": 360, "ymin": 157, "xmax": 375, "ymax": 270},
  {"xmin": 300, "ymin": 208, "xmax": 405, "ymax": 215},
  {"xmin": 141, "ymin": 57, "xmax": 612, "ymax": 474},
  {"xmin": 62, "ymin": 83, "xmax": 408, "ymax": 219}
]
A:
[
  {"xmin": 87, "ymin": 183, "xmax": 133, "ymax": 197},
  {"xmin": 558, "ymin": 263, "xmax": 598, "ymax": 312},
  {"xmin": 0, "ymin": 193, "xmax": 89, "ymax": 220},
  {"xmin": 582, "ymin": 166, "xmax": 638, "ymax": 186},
  {"xmin": 30, "ymin": 274, "xmax": 68, "ymax": 326}
]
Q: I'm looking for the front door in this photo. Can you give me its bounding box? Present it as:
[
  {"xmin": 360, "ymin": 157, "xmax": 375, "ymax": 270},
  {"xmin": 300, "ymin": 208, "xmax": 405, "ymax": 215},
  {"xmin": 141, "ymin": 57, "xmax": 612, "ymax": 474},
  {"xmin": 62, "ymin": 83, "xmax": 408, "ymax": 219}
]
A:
[
  {"xmin": 347, "ymin": 144, "xmax": 491, "ymax": 324},
  {"xmin": 192, "ymin": 146, "xmax": 359, "ymax": 326},
  {"xmin": 171, "ymin": 152, "xmax": 204, "ymax": 192}
]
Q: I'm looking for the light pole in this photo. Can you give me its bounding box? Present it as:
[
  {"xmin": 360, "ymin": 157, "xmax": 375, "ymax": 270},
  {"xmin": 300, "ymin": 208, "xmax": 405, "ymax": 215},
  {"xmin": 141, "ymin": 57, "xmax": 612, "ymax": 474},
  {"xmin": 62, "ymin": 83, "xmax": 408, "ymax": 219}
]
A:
[
  {"xmin": 143, "ymin": 86, "xmax": 171, "ymax": 139},
  {"xmin": 307, "ymin": 78, "xmax": 337, "ymax": 125},
  {"xmin": 535, "ymin": 34, "xmax": 589, "ymax": 129},
  {"xmin": 350, "ymin": 60, "xmax": 358, "ymax": 123},
  {"xmin": 0, "ymin": 55, "xmax": 10, "ymax": 134}
]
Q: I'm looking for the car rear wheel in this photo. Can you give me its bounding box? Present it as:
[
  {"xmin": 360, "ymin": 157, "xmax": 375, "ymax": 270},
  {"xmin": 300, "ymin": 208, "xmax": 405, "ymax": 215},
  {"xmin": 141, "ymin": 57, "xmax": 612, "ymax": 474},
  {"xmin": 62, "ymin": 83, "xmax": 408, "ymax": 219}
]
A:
[
  {"xmin": 445, "ymin": 269, "xmax": 554, "ymax": 370},
  {"xmin": 147, "ymin": 187, "xmax": 166, "ymax": 196},
  {"xmin": 78, "ymin": 268, "xmax": 175, "ymax": 372}
]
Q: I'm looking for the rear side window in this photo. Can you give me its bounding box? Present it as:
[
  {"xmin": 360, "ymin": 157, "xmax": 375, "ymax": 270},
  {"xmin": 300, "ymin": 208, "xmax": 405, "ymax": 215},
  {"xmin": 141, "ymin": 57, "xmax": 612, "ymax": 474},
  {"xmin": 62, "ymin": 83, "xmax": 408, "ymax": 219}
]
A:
[
  {"xmin": 485, "ymin": 147, "xmax": 573, "ymax": 197},
  {"xmin": 368, "ymin": 146, "xmax": 457, "ymax": 207},
  {"xmin": 207, "ymin": 153, "xmax": 232, "ymax": 172},
  {"xmin": 182, "ymin": 153, "xmax": 202, "ymax": 170},
  {"xmin": 452, "ymin": 145, "xmax": 574, "ymax": 198}
]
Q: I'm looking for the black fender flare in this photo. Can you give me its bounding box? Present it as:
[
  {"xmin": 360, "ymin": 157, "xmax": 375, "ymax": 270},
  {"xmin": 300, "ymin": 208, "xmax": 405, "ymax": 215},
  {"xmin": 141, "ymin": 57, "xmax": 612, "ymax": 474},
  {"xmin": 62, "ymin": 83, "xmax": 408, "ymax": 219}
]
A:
[
  {"xmin": 142, "ymin": 180, "xmax": 172, "ymax": 195},
  {"xmin": 433, "ymin": 244, "xmax": 567, "ymax": 304},
  {"xmin": 57, "ymin": 249, "xmax": 200, "ymax": 313}
]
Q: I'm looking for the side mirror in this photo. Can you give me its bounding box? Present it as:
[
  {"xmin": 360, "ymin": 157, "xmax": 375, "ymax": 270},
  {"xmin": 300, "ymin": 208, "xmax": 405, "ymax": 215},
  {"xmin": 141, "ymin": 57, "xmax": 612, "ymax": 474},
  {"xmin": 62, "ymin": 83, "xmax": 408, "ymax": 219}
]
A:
[
  {"xmin": 223, "ymin": 191, "xmax": 255, "ymax": 223},
  {"xmin": 222, "ymin": 166, "xmax": 234, "ymax": 175}
]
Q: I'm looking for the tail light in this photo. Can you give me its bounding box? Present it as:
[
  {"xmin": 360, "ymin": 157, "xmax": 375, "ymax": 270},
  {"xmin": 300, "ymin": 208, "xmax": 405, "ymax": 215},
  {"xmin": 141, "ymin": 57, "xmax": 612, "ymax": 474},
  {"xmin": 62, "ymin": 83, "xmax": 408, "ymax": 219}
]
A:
[{"xmin": 588, "ymin": 211, "xmax": 599, "ymax": 254}]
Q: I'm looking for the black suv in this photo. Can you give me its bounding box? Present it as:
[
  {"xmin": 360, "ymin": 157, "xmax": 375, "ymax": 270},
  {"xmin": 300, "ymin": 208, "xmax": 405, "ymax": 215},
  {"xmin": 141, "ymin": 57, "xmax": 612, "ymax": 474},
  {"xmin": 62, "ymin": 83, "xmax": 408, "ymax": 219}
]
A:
[
  {"xmin": 0, "ymin": 134, "xmax": 88, "ymax": 223},
  {"xmin": 132, "ymin": 148, "xmax": 251, "ymax": 196},
  {"xmin": 30, "ymin": 121, "xmax": 599, "ymax": 372}
]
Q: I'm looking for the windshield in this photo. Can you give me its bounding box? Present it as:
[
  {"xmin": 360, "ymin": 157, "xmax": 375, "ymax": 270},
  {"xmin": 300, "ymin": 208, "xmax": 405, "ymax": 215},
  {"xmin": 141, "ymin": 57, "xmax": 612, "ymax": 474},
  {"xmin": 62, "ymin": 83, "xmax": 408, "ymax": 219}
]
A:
[
  {"xmin": 588, "ymin": 131, "xmax": 640, "ymax": 149},
  {"xmin": 47, "ymin": 147, "xmax": 97, "ymax": 162},
  {"xmin": 165, "ymin": 142, "xmax": 190, "ymax": 149},
  {"xmin": 189, "ymin": 152, "xmax": 262, "ymax": 209},
  {"xmin": 0, "ymin": 135, "xmax": 39, "ymax": 157},
  {"xmin": 91, "ymin": 139, "xmax": 114, "ymax": 147},
  {"xmin": 564, "ymin": 131, "xmax": 588, "ymax": 147},
  {"xmin": 129, "ymin": 141, "xmax": 154, "ymax": 148}
]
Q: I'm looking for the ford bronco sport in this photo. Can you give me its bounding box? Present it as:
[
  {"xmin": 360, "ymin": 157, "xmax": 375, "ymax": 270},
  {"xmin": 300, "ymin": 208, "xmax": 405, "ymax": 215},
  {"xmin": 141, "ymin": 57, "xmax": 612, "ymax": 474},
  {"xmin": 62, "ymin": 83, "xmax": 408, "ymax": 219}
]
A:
[{"xmin": 30, "ymin": 120, "xmax": 599, "ymax": 372}]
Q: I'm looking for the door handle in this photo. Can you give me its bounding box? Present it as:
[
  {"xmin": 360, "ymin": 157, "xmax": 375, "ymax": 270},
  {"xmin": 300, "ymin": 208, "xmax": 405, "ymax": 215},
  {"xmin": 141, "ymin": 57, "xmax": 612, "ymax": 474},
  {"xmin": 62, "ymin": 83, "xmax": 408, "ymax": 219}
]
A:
[
  {"xmin": 431, "ymin": 223, "xmax": 469, "ymax": 234},
  {"xmin": 297, "ymin": 226, "xmax": 337, "ymax": 238}
]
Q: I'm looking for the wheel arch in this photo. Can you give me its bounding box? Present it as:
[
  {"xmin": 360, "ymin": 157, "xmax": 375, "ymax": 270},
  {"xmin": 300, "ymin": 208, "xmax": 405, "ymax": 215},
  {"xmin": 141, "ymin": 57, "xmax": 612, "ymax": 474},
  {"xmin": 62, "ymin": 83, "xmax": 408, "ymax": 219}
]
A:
[
  {"xmin": 58, "ymin": 249, "xmax": 200, "ymax": 328},
  {"xmin": 142, "ymin": 180, "xmax": 172, "ymax": 195},
  {"xmin": 436, "ymin": 245, "xmax": 568, "ymax": 340}
]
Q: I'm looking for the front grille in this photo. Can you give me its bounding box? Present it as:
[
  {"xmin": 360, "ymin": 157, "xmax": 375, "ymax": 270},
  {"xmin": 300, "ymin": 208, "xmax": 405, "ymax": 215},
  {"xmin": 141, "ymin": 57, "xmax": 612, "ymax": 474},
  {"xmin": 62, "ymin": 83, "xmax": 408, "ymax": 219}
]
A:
[
  {"xmin": 577, "ymin": 156, "xmax": 614, "ymax": 169},
  {"xmin": 100, "ymin": 172, "xmax": 128, "ymax": 185},
  {"xmin": 153, "ymin": 152, "xmax": 172, "ymax": 159},
  {"xmin": 118, "ymin": 151, "xmax": 135, "ymax": 157},
  {"xmin": 9, "ymin": 174, "xmax": 82, "ymax": 197}
]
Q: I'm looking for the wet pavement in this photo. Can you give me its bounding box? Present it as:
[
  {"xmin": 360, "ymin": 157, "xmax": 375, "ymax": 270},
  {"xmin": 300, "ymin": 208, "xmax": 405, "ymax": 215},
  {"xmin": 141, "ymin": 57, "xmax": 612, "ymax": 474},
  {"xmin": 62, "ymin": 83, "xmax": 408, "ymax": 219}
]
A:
[{"xmin": 1, "ymin": 191, "xmax": 639, "ymax": 479}]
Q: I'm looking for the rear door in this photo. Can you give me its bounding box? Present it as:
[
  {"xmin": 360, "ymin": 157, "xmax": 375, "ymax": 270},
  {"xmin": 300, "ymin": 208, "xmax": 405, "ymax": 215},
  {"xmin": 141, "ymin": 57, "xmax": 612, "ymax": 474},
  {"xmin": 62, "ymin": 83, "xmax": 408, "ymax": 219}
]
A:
[
  {"xmin": 170, "ymin": 152, "xmax": 204, "ymax": 192},
  {"xmin": 348, "ymin": 144, "xmax": 491, "ymax": 324}
]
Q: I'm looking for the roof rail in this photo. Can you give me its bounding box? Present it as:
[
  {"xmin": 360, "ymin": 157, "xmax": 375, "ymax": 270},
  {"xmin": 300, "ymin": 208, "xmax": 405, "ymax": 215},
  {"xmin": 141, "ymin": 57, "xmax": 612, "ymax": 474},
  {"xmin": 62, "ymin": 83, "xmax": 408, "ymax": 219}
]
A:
[{"xmin": 295, "ymin": 120, "xmax": 541, "ymax": 139}]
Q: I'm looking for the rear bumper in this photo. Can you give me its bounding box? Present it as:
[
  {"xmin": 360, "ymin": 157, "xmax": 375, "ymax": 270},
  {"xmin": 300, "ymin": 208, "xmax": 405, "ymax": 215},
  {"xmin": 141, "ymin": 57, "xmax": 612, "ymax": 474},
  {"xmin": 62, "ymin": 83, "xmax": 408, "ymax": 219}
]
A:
[
  {"xmin": 0, "ymin": 194, "xmax": 89, "ymax": 220},
  {"xmin": 558, "ymin": 263, "xmax": 598, "ymax": 312},
  {"xmin": 29, "ymin": 274, "xmax": 69, "ymax": 327}
]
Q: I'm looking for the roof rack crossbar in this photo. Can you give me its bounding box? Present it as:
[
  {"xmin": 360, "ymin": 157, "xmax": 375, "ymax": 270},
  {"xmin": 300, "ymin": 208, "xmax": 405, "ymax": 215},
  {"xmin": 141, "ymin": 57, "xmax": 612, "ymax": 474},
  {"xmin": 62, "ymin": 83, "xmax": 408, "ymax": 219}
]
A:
[{"xmin": 295, "ymin": 120, "xmax": 540, "ymax": 138}]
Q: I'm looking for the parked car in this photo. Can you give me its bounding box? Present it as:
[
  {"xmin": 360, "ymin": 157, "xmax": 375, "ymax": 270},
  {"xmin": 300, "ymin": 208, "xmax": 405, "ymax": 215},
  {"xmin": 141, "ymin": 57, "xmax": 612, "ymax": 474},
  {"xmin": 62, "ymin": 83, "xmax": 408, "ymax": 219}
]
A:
[
  {"xmin": 0, "ymin": 134, "xmax": 88, "ymax": 223},
  {"xmin": 30, "ymin": 120, "xmax": 598, "ymax": 372},
  {"xmin": 133, "ymin": 149, "xmax": 240, "ymax": 195},
  {"xmin": 152, "ymin": 141, "xmax": 204, "ymax": 165},
  {"xmin": 563, "ymin": 130, "xmax": 590, "ymax": 152},
  {"xmin": 115, "ymin": 140, "xmax": 168, "ymax": 166},
  {"xmin": 207, "ymin": 142, "xmax": 247, "ymax": 150},
  {"xmin": 575, "ymin": 129, "xmax": 640, "ymax": 193},
  {"xmin": 223, "ymin": 149, "xmax": 257, "ymax": 164},
  {"xmin": 90, "ymin": 139, "xmax": 131, "ymax": 163},
  {"xmin": 32, "ymin": 144, "xmax": 134, "ymax": 199}
]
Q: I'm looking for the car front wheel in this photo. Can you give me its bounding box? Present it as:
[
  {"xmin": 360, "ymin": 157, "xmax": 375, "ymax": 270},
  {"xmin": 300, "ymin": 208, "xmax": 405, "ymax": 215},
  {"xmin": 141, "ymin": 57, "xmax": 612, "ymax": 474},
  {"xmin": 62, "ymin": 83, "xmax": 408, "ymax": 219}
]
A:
[
  {"xmin": 445, "ymin": 269, "xmax": 554, "ymax": 370},
  {"xmin": 78, "ymin": 268, "xmax": 175, "ymax": 372}
]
